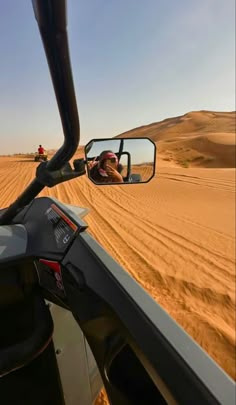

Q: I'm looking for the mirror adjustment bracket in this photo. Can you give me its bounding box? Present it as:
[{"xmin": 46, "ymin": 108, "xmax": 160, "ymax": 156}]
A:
[{"xmin": 36, "ymin": 159, "xmax": 86, "ymax": 188}]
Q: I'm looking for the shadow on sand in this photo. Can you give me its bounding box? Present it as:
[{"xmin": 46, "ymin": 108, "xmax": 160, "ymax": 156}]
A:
[{"xmin": 16, "ymin": 159, "xmax": 37, "ymax": 163}]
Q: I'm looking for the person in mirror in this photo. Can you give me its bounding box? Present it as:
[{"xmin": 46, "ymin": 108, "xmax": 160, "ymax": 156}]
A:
[
  {"xmin": 38, "ymin": 144, "xmax": 45, "ymax": 154},
  {"xmin": 88, "ymin": 151, "xmax": 124, "ymax": 183}
]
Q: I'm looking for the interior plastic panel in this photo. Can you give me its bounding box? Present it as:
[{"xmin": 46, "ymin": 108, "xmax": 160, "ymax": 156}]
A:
[{"xmin": 0, "ymin": 225, "xmax": 27, "ymax": 261}]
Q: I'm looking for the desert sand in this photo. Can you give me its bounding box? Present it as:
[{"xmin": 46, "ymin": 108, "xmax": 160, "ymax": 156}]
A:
[{"xmin": 0, "ymin": 111, "xmax": 235, "ymax": 403}]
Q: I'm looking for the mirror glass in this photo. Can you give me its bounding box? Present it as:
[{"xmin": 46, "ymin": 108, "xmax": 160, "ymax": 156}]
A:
[{"xmin": 85, "ymin": 138, "xmax": 156, "ymax": 185}]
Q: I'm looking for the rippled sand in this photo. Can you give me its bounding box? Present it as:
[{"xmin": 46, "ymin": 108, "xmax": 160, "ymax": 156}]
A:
[
  {"xmin": 0, "ymin": 157, "xmax": 235, "ymax": 385},
  {"xmin": 1, "ymin": 110, "xmax": 235, "ymax": 403}
]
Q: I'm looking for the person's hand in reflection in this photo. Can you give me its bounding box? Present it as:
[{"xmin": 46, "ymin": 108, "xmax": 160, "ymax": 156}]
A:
[
  {"xmin": 104, "ymin": 164, "xmax": 123, "ymax": 183},
  {"xmin": 89, "ymin": 151, "xmax": 123, "ymax": 184},
  {"xmin": 88, "ymin": 157, "xmax": 98, "ymax": 170}
]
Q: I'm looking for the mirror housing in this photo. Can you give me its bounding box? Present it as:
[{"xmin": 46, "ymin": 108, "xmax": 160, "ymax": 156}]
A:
[{"xmin": 85, "ymin": 137, "xmax": 156, "ymax": 185}]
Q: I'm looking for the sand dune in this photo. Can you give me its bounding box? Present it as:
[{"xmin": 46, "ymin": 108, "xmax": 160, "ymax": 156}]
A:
[
  {"xmin": 117, "ymin": 110, "xmax": 236, "ymax": 170},
  {"xmin": 0, "ymin": 157, "xmax": 235, "ymax": 383},
  {"xmin": 116, "ymin": 110, "xmax": 236, "ymax": 141},
  {"xmin": 157, "ymin": 133, "xmax": 235, "ymax": 168},
  {"xmin": 0, "ymin": 111, "xmax": 235, "ymax": 404}
]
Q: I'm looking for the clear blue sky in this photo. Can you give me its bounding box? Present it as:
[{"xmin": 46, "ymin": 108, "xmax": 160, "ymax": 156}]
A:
[{"xmin": 0, "ymin": 0, "xmax": 235, "ymax": 154}]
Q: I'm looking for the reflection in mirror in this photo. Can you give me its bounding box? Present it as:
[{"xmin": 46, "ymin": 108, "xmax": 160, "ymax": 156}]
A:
[{"xmin": 85, "ymin": 138, "xmax": 156, "ymax": 185}]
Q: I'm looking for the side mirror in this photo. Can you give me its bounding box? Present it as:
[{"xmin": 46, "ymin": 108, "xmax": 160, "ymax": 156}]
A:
[{"xmin": 85, "ymin": 137, "xmax": 156, "ymax": 185}]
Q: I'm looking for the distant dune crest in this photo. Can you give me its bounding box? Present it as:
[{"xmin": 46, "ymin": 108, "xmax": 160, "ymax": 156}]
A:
[
  {"xmin": 1, "ymin": 111, "xmax": 235, "ymax": 169},
  {"xmin": 116, "ymin": 110, "xmax": 236, "ymax": 168}
]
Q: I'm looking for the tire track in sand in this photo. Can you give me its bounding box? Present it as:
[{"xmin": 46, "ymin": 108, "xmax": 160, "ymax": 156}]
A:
[{"xmin": 0, "ymin": 158, "xmax": 235, "ymax": 380}]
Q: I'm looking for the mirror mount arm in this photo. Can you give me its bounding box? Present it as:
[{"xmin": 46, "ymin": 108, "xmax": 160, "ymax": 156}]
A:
[
  {"xmin": 36, "ymin": 159, "xmax": 86, "ymax": 188},
  {"xmin": 118, "ymin": 138, "xmax": 124, "ymax": 160},
  {"xmin": 0, "ymin": 159, "xmax": 86, "ymax": 225}
]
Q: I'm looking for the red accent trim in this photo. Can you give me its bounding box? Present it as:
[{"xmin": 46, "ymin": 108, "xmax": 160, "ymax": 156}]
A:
[
  {"xmin": 51, "ymin": 203, "xmax": 78, "ymax": 232},
  {"xmin": 39, "ymin": 259, "xmax": 61, "ymax": 273}
]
